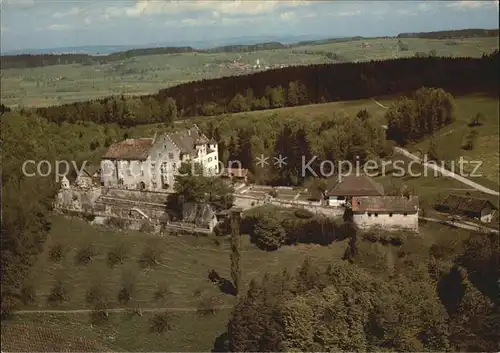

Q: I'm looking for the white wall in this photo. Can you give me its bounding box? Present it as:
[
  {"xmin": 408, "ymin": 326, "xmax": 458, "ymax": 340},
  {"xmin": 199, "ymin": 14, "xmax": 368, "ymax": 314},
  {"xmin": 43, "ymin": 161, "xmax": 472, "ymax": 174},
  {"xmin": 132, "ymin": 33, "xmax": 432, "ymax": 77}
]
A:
[
  {"xmin": 480, "ymin": 207, "xmax": 495, "ymax": 223},
  {"xmin": 353, "ymin": 212, "xmax": 419, "ymax": 232},
  {"xmin": 328, "ymin": 196, "xmax": 345, "ymax": 207}
]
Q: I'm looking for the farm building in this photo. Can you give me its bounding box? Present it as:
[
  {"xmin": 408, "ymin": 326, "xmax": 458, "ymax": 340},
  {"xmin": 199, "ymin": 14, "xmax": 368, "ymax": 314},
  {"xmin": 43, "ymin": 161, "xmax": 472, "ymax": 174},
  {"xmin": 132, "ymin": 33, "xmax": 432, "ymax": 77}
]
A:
[
  {"xmin": 351, "ymin": 196, "xmax": 419, "ymax": 232},
  {"xmin": 100, "ymin": 126, "xmax": 219, "ymax": 192},
  {"xmin": 326, "ymin": 174, "xmax": 384, "ymax": 207},
  {"xmin": 436, "ymin": 194, "xmax": 497, "ymax": 223}
]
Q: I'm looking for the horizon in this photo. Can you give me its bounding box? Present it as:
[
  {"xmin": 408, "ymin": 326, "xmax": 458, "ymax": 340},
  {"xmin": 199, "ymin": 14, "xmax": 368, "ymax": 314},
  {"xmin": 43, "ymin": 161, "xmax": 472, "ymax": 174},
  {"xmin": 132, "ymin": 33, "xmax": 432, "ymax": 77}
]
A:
[{"xmin": 1, "ymin": 0, "xmax": 499, "ymax": 54}]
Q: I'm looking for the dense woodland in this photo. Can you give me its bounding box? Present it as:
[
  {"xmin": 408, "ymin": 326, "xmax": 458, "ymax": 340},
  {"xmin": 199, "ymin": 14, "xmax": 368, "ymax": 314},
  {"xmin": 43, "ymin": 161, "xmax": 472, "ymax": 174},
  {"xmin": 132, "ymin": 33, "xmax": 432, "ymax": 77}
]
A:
[
  {"xmin": 1, "ymin": 28, "xmax": 497, "ymax": 69},
  {"xmin": 218, "ymin": 231, "xmax": 499, "ymax": 352},
  {"xmin": 31, "ymin": 52, "xmax": 499, "ymax": 126},
  {"xmin": 398, "ymin": 28, "xmax": 499, "ymax": 39}
]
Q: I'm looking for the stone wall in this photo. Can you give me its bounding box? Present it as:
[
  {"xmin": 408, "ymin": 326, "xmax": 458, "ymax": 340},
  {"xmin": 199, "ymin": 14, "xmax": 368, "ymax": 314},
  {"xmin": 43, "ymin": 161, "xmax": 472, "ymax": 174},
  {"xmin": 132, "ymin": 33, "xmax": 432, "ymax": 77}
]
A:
[{"xmin": 353, "ymin": 212, "xmax": 419, "ymax": 232}]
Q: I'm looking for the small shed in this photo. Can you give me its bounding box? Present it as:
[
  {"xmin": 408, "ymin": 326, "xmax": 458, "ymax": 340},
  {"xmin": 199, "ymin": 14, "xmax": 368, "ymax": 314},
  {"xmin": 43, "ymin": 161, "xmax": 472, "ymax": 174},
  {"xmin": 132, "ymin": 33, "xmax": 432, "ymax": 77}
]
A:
[{"xmin": 436, "ymin": 194, "xmax": 497, "ymax": 223}]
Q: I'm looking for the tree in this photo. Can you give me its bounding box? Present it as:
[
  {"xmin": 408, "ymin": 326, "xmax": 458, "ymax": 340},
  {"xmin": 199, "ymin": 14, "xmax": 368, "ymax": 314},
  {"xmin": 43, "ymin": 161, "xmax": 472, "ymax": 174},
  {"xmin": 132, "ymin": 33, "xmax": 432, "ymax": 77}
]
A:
[
  {"xmin": 286, "ymin": 81, "xmax": 307, "ymax": 106},
  {"xmin": 356, "ymin": 108, "xmax": 371, "ymax": 121},
  {"xmin": 163, "ymin": 97, "xmax": 177, "ymax": 125},
  {"xmin": 427, "ymin": 134, "xmax": 440, "ymax": 161},
  {"xmin": 251, "ymin": 214, "xmax": 286, "ymax": 250},
  {"xmin": 462, "ymin": 129, "xmax": 479, "ymax": 150},
  {"xmin": 230, "ymin": 209, "xmax": 242, "ymax": 295},
  {"xmin": 228, "ymin": 93, "xmax": 249, "ymax": 113},
  {"xmin": 469, "ymin": 112, "xmax": 485, "ymax": 127}
]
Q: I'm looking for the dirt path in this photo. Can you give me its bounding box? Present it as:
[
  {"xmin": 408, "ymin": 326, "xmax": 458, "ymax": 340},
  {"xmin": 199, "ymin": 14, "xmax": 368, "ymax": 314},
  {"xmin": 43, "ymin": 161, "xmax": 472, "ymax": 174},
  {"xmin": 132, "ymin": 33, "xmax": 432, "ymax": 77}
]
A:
[
  {"xmin": 14, "ymin": 305, "xmax": 234, "ymax": 315},
  {"xmin": 395, "ymin": 147, "xmax": 499, "ymax": 196}
]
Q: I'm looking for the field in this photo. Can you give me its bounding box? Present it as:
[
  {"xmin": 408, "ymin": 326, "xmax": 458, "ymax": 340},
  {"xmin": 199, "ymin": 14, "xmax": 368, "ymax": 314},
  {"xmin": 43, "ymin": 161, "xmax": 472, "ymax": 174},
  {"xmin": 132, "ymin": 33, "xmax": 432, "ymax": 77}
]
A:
[
  {"xmin": 5, "ymin": 215, "xmax": 347, "ymax": 351},
  {"xmin": 1, "ymin": 37, "xmax": 497, "ymax": 107},
  {"xmin": 4, "ymin": 214, "xmax": 473, "ymax": 351}
]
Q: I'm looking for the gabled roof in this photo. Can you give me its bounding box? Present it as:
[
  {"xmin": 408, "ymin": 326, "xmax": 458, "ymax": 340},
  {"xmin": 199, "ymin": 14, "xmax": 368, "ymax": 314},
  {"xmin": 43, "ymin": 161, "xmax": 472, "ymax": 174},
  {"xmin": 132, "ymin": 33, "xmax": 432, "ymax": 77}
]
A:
[
  {"xmin": 352, "ymin": 196, "xmax": 419, "ymax": 213},
  {"xmin": 439, "ymin": 194, "xmax": 497, "ymax": 213},
  {"xmin": 327, "ymin": 174, "xmax": 384, "ymax": 197},
  {"xmin": 102, "ymin": 138, "xmax": 154, "ymax": 161},
  {"xmin": 78, "ymin": 164, "xmax": 100, "ymax": 178},
  {"xmin": 167, "ymin": 126, "xmax": 210, "ymax": 156}
]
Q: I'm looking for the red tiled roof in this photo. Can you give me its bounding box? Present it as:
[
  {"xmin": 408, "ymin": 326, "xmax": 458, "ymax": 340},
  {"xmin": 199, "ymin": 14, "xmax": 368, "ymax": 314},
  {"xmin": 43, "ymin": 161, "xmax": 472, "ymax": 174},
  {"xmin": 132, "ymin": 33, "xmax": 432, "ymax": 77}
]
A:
[
  {"xmin": 327, "ymin": 174, "xmax": 384, "ymax": 197},
  {"xmin": 102, "ymin": 138, "xmax": 154, "ymax": 160},
  {"xmin": 439, "ymin": 194, "xmax": 497, "ymax": 213},
  {"xmin": 352, "ymin": 196, "xmax": 419, "ymax": 213}
]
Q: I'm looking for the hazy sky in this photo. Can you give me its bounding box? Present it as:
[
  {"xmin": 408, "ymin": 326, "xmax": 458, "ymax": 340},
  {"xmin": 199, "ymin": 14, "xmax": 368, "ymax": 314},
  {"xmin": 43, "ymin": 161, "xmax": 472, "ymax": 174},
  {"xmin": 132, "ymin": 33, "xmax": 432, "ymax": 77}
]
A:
[{"xmin": 1, "ymin": 0, "xmax": 499, "ymax": 52}]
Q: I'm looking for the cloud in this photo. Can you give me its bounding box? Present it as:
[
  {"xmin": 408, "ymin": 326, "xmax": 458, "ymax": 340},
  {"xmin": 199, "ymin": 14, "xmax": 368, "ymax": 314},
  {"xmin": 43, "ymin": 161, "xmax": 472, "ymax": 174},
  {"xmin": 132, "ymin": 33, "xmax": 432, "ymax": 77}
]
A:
[
  {"xmin": 106, "ymin": 0, "xmax": 311, "ymax": 19},
  {"xmin": 280, "ymin": 11, "xmax": 296, "ymax": 21},
  {"xmin": 3, "ymin": 0, "xmax": 36, "ymax": 9},
  {"xmin": 47, "ymin": 24, "xmax": 71, "ymax": 31},
  {"xmin": 52, "ymin": 7, "xmax": 84, "ymax": 19},
  {"xmin": 335, "ymin": 10, "xmax": 362, "ymax": 17},
  {"xmin": 447, "ymin": 1, "xmax": 499, "ymax": 10}
]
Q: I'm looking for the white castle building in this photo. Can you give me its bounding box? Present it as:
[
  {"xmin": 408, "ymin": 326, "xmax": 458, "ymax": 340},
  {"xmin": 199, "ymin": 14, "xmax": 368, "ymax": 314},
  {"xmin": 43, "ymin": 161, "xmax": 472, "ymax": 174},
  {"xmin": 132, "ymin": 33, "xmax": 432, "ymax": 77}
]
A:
[{"xmin": 100, "ymin": 126, "xmax": 219, "ymax": 191}]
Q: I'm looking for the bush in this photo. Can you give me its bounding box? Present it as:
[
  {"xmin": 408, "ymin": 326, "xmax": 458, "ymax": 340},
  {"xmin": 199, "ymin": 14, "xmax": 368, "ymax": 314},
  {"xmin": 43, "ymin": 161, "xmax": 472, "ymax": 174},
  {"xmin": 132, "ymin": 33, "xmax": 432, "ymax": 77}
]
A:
[
  {"xmin": 251, "ymin": 215, "xmax": 286, "ymax": 251},
  {"xmin": 139, "ymin": 243, "xmax": 163, "ymax": 269},
  {"xmin": 90, "ymin": 302, "xmax": 109, "ymax": 326},
  {"xmin": 294, "ymin": 209, "xmax": 314, "ymax": 219},
  {"xmin": 118, "ymin": 270, "xmax": 136, "ymax": 305},
  {"xmin": 75, "ymin": 244, "xmax": 96, "ymax": 265},
  {"xmin": 48, "ymin": 280, "xmax": 69, "ymax": 303},
  {"xmin": 20, "ymin": 282, "xmax": 36, "ymax": 305},
  {"xmin": 154, "ymin": 282, "xmax": 170, "ymax": 302},
  {"xmin": 86, "ymin": 282, "xmax": 108, "ymax": 304},
  {"xmin": 197, "ymin": 295, "xmax": 222, "ymax": 316},
  {"xmin": 362, "ymin": 231, "xmax": 380, "ymax": 243},
  {"xmin": 269, "ymin": 189, "xmax": 278, "ymax": 198},
  {"xmin": 140, "ymin": 222, "xmax": 155, "ymax": 233},
  {"xmin": 107, "ymin": 242, "xmax": 129, "ymax": 268},
  {"xmin": 105, "ymin": 217, "xmax": 129, "ymax": 230},
  {"xmin": 48, "ymin": 243, "xmax": 66, "ymax": 262},
  {"xmin": 150, "ymin": 312, "xmax": 174, "ymax": 334},
  {"xmin": 389, "ymin": 233, "xmax": 406, "ymax": 246}
]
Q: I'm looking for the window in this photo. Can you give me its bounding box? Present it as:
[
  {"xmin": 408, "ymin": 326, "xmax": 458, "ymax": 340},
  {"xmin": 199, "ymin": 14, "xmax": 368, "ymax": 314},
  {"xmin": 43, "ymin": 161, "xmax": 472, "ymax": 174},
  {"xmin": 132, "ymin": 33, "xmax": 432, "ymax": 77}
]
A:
[
  {"xmin": 152, "ymin": 181, "xmax": 157, "ymax": 188},
  {"xmin": 214, "ymin": 156, "xmax": 217, "ymax": 160},
  {"xmin": 403, "ymin": 212, "xmax": 407, "ymax": 216},
  {"xmin": 168, "ymin": 153, "xmax": 174, "ymax": 160},
  {"xmin": 158, "ymin": 152, "xmax": 162, "ymax": 158},
  {"xmin": 208, "ymin": 157, "xmax": 212, "ymax": 162},
  {"xmin": 164, "ymin": 145, "xmax": 167, "ymax": 149},
  {"xmin": 127, "ymin": 169, "xmax": 132, "ymax": 176},
  {"xmin": 172, "ymin": 163, "xmax": 176, "ymax": 170},
  {"xmin": 389, "ymin": 213, "xmax": 393, "ymax": 217},
  {"xmin": 140, "ymin": 170, "xmax": 144, "ymax": 176},
  {"xmin": 367, "ymin": 213, "xmax": 372, "ymax": 217},
  {"xmin": 375, "ymin": 213, "xmax": 378, "ymax": 217}
]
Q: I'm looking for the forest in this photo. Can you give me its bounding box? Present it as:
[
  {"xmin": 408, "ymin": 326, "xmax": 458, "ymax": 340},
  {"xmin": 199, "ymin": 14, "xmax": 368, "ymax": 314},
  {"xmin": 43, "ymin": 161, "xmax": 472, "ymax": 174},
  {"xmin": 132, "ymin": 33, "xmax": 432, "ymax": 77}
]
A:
[
  {"xmin": 398, "ymin": 28, "xmax": 499, "ymax": 39},
  {"xmin": 30, "ymin": 52, "xmax": 499, "ymax": 126}
]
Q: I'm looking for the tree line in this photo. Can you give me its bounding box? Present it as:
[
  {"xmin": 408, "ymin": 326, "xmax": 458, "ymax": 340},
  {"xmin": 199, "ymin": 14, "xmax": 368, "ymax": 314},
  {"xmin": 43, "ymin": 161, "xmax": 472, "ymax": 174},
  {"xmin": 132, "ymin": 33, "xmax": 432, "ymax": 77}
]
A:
[
  {"xmin": 398, "ymin": 28, "xmax": 500, "ymax": 39},
  {"xmin": 31, "ymin": 53, "xmax": 499, "ymax": 126},
  {"xmin": 215, "ymin": 231, "xmax": 499, "ymax": 352}
]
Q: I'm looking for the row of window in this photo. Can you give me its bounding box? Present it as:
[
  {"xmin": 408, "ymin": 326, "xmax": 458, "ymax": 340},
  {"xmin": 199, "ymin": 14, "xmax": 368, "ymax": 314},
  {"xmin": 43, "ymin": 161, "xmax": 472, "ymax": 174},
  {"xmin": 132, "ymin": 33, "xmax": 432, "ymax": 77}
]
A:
[{"xmin": 366, "ymin": 212, "xmax": 408, "ymax": 217}]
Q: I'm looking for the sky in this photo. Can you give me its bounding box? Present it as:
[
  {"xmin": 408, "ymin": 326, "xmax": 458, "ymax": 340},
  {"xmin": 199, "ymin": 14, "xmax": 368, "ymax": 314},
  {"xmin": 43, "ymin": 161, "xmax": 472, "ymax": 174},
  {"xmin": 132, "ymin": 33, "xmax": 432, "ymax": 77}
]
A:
[{"xmin": 1, "ymin": 0, "xmax": 499, "ymax": 52}]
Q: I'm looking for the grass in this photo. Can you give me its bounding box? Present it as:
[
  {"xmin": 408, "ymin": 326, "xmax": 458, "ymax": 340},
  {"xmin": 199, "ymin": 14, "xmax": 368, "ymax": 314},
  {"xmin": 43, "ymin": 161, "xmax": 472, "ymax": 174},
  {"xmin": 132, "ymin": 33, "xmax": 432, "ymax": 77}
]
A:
[
  {"xmin": 6, "ymin": 215, "xmax": 348, "ymax": 351},
  {"xmin": 410, "ymin": 94, "xmax": 500, "ymax": 184},
  {"xmin": 2, "ymin": 37, "xmax": 497, "ymax": 107}
]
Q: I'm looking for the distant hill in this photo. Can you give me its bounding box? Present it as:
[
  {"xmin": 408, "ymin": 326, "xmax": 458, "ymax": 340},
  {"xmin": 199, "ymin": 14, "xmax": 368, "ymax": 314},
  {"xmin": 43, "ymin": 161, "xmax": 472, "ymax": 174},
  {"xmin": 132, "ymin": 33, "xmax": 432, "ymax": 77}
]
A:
[
  {"xmin": 1, "ymin": 28, "xmax": 497, "ymax": 70},
  {"xmin": 398, "ymin": 28, "xmax": 499, "ymax": 39}
]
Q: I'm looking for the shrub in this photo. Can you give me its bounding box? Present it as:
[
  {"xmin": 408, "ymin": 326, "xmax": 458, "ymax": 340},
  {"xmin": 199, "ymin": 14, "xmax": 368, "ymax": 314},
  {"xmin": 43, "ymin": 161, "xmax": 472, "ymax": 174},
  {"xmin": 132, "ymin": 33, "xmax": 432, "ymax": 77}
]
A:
[
  {"xmin": 139, "ymin": 242, "xmax": 163, "ymax": 268},
  {"xmin": 154, "ymin": 282, "xmax": 170, "ymax": 302},
  {"xmin": 251, "ymin": 214, "xmax": 286, "ymax": 251},
  {"xmin": 294, "ymin": 209, "xmax": 314, "ymax": 219},
  {"xmin": 105, "ymin": 217, "xmax": 129, "ymax": 230},
  {"xmin": 48, "ymin": 243, "xmax": 66, "ymax": 262},
  {"xmin": 118, "ymin": 270, "xmax": 136, "ymax": 305},
  {"xmin": 107, "ymin": 242, "xmax": 129, "ymax": 268},
  {"xmin": 389, "ymin": 233, "xmax": 406, "ymax": 246},
  {"xmin": 86, "ymin": 282, "xmax": 108, "ymax": 304},
  {"xmin": 75, "ymin": 244, "xmax": 96, "ymax": 265},
  {"xmin": 150, "ymin": 312, "xmax": 174, "ymax": 334},
  {"xmin": 362, "ymin": 231, "xmax": 380, "ymax": 243},
  {"xmin": 140, "ymin": 222, "xmax": 155, "ymax": 233},
  {"xmin": 90, "ymin": 301, "xmax": 109, "ymax": 326},
  {"xmin": 197, "ymin": 295, "xmax": 222, "ymax": 316},
  {"xmin": 20, "ymin": 282, "xmax": 36, "ymax": 305},
  {"xmin": 269, "ymin": 189, "xmax": 278, "ymax": 198},
  {"xmin": 48, "ymin": 280, "xmax": 69, "ymax": 303}
]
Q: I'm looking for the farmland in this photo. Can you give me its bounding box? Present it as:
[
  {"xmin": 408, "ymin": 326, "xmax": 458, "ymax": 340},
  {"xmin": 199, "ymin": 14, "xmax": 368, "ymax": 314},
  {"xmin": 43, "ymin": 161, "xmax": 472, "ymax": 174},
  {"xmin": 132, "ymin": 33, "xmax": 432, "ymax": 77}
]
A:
[{"xmin": 1, "ymin": 36, "xmax": 498, "ymax": 108}]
